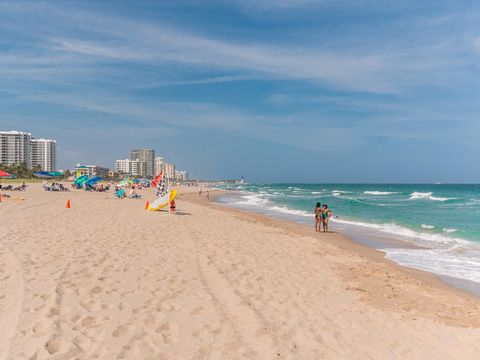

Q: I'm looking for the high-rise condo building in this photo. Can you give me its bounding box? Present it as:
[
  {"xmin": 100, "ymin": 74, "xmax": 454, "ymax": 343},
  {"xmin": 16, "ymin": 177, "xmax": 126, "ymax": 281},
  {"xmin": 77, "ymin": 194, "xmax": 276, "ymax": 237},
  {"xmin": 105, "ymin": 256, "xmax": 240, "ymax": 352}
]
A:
[
  {"xmin": 175, "ymin": 170, "xmax": 189, "ymax": 182},
  {"xmin": 163, "ymin": 163, "xmax": 176, "ymax": 180},
  {"xmin": 0, "ymin": 131, "xmax": 32, "ymax": 167},
  {"xmin": 154, "ymin": 156, "xmax": 164, "ymax": 176},
  {"xmin": 131, "ymin": 149, "xmax": 155, "ymax": 177},
  {"xmin": 31, "ymin": 138, "xmax": 56, "ymax": 171},
  {"xmin": 115, "ymin": 159, "xmax": 146, "ymax": 177}
]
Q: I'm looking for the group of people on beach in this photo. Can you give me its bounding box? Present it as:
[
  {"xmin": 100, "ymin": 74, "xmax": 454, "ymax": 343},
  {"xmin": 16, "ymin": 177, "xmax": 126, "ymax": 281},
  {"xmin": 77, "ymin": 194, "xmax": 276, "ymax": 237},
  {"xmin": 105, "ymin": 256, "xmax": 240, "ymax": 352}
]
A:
[
  {"xmin": 314, "ymin": 203, "xmax": 332, "ymax": 233},
  {"xmin": 0, "ymin": 182, "xmax": 28, "ymax": 191}
]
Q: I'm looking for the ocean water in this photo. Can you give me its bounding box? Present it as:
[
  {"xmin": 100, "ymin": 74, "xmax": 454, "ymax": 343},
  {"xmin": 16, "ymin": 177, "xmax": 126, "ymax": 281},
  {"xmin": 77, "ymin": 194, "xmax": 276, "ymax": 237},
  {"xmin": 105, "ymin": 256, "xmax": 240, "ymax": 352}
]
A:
[{"xmin": 216, "ymin": 184, "xmax": 480, "ymax": 285}]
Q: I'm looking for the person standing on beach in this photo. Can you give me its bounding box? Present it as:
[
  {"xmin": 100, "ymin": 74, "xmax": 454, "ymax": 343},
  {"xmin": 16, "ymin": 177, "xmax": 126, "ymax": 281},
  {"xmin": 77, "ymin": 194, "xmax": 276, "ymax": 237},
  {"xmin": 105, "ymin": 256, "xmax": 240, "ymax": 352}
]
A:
[
  {"xmin": 321, "ymin": 204, "xmax": 332, "ymax": 232},
  {"xmin": 206, "ymin": 190, "xmax": 210, "ymax": 201},
  {"xmin": 314, "ymin": 202, "xmax": 322, "ymax": 232}
]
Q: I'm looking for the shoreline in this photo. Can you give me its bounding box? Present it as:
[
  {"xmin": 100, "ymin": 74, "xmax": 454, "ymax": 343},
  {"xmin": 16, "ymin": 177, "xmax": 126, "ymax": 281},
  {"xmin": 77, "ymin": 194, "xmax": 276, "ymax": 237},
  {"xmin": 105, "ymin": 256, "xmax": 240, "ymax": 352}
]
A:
[
  {"xmin": 207, "ymin": 188, "xmax": 480, "ymax": 298},
  {"xmin": 183, "ymin": 188, "xmax": 480, "ymax": 302}
]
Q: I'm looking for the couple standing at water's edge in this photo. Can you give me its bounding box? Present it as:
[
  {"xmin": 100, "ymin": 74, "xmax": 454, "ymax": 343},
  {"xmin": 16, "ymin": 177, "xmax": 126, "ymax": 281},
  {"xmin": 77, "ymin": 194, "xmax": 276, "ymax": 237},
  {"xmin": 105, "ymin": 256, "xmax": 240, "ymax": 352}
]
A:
[{"xmin": 315, "ymin": 202, "xmax": 332, "ymax": 232}]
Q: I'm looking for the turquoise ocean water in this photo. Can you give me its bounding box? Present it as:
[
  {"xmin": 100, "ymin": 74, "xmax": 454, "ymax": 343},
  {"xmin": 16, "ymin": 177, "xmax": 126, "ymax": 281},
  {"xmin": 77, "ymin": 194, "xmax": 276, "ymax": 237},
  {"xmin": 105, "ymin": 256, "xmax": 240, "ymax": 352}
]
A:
[{"xmin": 216, "ymin": 184, "xmax": 480, "ymax": 285}]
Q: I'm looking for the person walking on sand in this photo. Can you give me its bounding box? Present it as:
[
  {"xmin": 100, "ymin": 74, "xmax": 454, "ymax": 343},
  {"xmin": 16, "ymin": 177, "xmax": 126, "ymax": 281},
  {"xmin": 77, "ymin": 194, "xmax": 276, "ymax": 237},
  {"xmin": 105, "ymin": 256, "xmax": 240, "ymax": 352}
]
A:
[
  {"xmin": 199, "ymin": 189, "xmax": 202, "ymax": 196},
  {"xmin": 314, "ymin": 202, "xmax": 322, "ymax": 232},
  {"xmin": 206, "ymin": 190, "xmax": 210, "ymax": 201},
  {"xmin": 321, "ymin": 204, "xmax": 332, "ymax": 232}
]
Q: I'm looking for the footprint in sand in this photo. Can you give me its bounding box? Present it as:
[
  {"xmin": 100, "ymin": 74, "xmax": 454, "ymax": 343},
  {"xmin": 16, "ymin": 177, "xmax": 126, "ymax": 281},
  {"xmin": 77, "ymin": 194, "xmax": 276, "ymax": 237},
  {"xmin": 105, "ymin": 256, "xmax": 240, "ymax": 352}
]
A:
[
  {"xmin": 155, "ymin": 322, "xmax": 179, "ymax": 344},
  {"xmin": 112, "ymin": 324, "xmax": 131, "ymax": 337},
  {"xmin": 190, "ymin": 306, "xmax": 203, "ymax": 315},
  {"xmin": 91, "ymin": 286, "xmax": 103, "ymax": 294},
  {"xmin": 44, "ymin": 338, "xmax": 61, "ymax": 354},
  {"xmin": 81, "ymin": 316, "xmax": 96, "ymax": 328},
  {"xmin": 155, "ymin": 301, "xmax": 176, "ymax": 312}
]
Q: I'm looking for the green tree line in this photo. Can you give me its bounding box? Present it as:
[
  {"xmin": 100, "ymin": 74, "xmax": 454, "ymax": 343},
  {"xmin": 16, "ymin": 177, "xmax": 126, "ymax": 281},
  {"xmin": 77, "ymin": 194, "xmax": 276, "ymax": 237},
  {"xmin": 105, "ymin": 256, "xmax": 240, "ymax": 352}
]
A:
[{"xmin": 0, "ymin": 162, "xmax": 44, "ymax": 178}]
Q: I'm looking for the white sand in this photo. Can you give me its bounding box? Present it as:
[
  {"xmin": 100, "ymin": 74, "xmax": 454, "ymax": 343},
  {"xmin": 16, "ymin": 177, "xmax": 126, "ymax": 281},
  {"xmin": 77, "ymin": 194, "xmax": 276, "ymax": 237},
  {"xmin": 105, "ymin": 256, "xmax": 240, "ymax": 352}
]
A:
[{"xmin": 0, "ymin": 184, "xmax": 479, "ymax": 359}]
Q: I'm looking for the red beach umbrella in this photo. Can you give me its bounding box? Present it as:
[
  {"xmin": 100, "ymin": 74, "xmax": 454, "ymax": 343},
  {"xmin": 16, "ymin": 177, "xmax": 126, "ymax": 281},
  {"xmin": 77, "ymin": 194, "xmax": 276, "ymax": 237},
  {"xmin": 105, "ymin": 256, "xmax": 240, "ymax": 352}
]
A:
[{"xmin": 0, "ymin": 170, "xmax": 13, "ymax": 178}]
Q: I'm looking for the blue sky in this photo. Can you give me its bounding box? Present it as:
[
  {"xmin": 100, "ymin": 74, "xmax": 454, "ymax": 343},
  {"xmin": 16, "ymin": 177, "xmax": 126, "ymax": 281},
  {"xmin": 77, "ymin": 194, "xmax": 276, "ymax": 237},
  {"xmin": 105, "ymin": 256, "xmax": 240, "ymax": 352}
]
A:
[{"xmin": 0, "ymin": 0, "xmax": 479, "ymax": 182}]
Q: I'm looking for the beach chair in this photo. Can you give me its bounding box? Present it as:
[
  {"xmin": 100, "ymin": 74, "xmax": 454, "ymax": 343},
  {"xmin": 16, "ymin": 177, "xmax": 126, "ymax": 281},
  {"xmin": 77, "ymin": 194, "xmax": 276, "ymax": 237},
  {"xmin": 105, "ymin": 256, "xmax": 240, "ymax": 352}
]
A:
[
  {"xmin": 128, "ymin": 192, "xmax": 142, "ymax": 199},
  {"xmin": 13, "ymin": 184, "xmax": 28, "ymax": 191},
  {"xmin": 59, "ymin": 184, "xmax": 70, "ymax": 192}
]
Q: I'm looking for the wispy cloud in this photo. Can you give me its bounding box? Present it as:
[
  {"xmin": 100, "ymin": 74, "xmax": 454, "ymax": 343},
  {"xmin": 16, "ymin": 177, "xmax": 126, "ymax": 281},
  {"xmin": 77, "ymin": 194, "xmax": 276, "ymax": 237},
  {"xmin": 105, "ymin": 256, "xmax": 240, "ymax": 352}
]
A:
[
  {"xmin": 1, "ymin": 1, "xmax": 470, "ymax": 94},
  {"xmin": 0, "ymin": 0, "xmax": 479, "ymax": 179}
]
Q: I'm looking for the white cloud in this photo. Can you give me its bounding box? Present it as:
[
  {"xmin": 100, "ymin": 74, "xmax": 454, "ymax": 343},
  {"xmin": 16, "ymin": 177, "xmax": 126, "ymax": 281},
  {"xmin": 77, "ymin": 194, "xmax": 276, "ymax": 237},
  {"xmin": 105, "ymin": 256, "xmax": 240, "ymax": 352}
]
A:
[
  {"xmin": 0, "ymin": 2, "xmax": 409, "ymax": 93},
  {"xmin": 1, "ymin": 1, "xmax": 476, "ymax": 95}
]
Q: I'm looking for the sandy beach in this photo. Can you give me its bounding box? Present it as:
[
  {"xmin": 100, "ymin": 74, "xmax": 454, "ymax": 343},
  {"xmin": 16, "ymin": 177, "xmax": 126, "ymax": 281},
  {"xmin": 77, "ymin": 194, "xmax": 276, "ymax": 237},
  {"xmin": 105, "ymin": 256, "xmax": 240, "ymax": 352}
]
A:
[{"xmin": 1, "ymin": 184, "xmax": 479, "ymax": 359}]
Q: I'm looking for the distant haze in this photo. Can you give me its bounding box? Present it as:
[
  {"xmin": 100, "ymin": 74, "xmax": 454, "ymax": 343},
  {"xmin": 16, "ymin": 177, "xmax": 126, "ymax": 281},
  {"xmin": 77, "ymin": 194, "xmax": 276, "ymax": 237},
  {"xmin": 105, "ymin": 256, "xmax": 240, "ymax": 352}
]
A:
[{"xmin": 0, "ymin": 0, "xmax": 479, "ymax": 182}]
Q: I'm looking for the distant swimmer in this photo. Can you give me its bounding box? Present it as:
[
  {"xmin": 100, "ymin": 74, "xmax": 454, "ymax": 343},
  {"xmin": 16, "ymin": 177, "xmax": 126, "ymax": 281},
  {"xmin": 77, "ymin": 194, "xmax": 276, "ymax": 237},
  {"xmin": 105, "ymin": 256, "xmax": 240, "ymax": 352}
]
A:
[
  {"xmin": 314, "ymin": 202, "xmax": 322, "ymax": 232},
  {"xmin": 321, "ymin": 204, "xmax": 332, "ymax": 233}
]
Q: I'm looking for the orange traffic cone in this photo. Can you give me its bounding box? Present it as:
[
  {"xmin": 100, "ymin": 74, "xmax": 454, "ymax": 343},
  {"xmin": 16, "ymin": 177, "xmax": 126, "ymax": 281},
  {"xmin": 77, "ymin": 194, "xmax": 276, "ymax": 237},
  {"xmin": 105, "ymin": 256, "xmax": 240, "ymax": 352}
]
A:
[
  {"xmin": 145, "ymin": 200, "xmax": 149, "ymax": 210},
  {"xmin": 66, "ymin": 199, "xmax": 71, "ymax": 208}
]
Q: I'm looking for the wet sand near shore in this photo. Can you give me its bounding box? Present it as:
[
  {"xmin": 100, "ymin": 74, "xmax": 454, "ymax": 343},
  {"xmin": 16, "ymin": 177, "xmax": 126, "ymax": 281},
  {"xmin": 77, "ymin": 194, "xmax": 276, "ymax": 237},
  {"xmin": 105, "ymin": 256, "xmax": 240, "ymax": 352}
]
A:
[{"xmin": 0, "ymin": 184, "xmax": 479, "ymax": 359}]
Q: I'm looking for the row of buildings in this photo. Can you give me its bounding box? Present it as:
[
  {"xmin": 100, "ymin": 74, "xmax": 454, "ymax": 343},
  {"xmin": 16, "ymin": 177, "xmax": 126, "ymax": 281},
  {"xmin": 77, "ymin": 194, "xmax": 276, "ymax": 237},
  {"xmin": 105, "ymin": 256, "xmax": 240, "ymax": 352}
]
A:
[
  {"xmin": 0, "ymin": 131, "xmax": 56, "ymax": 171},
  {"xmin": 115, "ymin": 149, "xmax": 188, "ymax": 181},
  {"xmin": 1, "ymin": 131, "xmax": 189, "ymax": 182}
]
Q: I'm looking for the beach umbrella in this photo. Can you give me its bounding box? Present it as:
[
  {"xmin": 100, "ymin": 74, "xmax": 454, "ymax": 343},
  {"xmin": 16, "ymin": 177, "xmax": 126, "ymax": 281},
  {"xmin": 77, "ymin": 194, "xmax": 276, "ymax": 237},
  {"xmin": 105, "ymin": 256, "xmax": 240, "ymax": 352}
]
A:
[
  {"xmin": 34, "ymin": 171, "xmax": 53, "ymax": 178},
  {"xmin": 0, "ymin": 170, "xmax": 14, "ymax": 178},
  {"xmin": 85, "ymin": 176, "xmax": 102, "ymax": 185}
]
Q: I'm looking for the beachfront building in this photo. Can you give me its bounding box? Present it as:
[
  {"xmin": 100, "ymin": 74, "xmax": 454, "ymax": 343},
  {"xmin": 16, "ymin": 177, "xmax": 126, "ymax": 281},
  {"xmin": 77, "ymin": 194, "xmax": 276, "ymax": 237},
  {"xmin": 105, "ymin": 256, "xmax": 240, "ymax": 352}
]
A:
[
  {"xmin": 154, "ymin": 156, "xmax": 164, "ymax": 176},
  {"xmin": 131, "ymin": 149, "xmax": 154, "ymax": 177},
  {"xmin": 175, "ymin": 170, "xmax": 188, "ymax": 182},
  {"xmin": 74, "ymin": 164, "xmax": 110, "ymax": 178},
  {"xmin": 115, "ymin": 159, "xmax": 146, "ymax": 177},
  {"xmin": 163, "ymin": 163, "xmax": 176, "ymax": 181},
  {"xmin": 0, "ymin": 131, "xmax": 32, "ymax": 167},
  {"xmin": 30, "ymin": 138, "xmax": 56, "ymax": 171}
]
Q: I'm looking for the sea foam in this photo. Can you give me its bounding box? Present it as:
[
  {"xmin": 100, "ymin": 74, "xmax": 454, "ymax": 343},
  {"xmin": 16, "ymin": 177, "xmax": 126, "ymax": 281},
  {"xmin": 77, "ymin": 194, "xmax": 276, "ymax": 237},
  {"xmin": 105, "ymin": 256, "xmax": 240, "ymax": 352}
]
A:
[
  {"xmin": 409, "ymin": 192, "xmax": 452, "ymax": 201},
  {"xmin": 364, "ymin": 191, "xmax": 397, "ymax": 195}
]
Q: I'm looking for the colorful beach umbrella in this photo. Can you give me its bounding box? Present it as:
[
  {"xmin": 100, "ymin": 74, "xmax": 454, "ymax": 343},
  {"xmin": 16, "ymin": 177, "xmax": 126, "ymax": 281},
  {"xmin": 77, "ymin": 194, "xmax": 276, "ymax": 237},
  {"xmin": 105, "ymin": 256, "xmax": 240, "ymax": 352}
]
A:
[
  {"xmin": 34, "ymin": 171, "xmax": 53, "ymax": 178},
  {"xmin": 0, "ymin": 170, "xmax": 14, "ymax": 178}
]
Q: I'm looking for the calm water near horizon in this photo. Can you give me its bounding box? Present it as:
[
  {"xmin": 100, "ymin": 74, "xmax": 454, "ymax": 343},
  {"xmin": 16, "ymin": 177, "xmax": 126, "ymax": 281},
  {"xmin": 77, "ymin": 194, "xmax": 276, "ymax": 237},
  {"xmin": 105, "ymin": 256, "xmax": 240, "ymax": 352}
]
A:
[{"xmin": 216, "ymin": 183, "xmax": 480, "ymax": 287}]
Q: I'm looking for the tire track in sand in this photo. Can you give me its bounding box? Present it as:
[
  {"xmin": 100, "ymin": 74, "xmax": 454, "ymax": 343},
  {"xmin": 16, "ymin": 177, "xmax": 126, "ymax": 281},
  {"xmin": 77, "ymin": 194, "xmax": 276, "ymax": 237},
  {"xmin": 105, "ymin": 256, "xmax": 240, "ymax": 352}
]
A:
[
  {"xmin": 197, "ymin": 250, "xmax": 279, "ymax": 358},
  {"xmin": 0, "ymin": 249, "xmax": 24, "ymax": 360}
]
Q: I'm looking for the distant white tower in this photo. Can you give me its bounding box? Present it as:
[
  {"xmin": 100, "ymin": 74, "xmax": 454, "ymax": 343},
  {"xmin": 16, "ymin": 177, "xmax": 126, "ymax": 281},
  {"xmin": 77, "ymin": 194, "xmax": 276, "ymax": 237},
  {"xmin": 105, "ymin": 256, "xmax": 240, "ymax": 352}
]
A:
[
  {"xmin": 31, "ymin": 138, "xmax": 56, "ymax": 171},
  {"xmin": 0, "ymin": 131, "xmax": 32, "ymax": 167}
]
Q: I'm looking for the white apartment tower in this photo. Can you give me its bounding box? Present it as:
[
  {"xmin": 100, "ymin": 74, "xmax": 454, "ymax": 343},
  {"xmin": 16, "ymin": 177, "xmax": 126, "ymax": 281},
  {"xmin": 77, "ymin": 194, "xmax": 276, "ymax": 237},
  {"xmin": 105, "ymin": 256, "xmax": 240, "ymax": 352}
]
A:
[
  {"xmin": 154, "ymin": 157, "xmax": 164, "ymax": 176},
  {"xmin": 131, "ymin": 149, "xmax": 155, "ymax": 177},
  {"xmin": 115, "ymin": 159, "xmax": 146, "ymax": 177},
  {"xmin": 163, "ymin": 163, "xmax": 176, "ymax": 180},
  {"xmin": 0, "ymin": 131, "xmax": 32, "ymax": 167},
  {"xmin": 175, "ymin": 170, "xmax": 188, "ymax": 182},
  {"xmin": 31, "ymin": 138, "xmax": 56, "ymax": 171}
]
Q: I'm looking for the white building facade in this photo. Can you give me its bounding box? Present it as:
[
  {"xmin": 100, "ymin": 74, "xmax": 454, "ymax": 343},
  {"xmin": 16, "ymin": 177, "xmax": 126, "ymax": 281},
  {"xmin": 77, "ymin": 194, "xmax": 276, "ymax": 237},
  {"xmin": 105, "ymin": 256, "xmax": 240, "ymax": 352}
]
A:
[
  {"xmin": 163, "ymin": 163, "xmax": 176, "ymax": 180},
  {"xmin": 175, "ymin": 170, "xmax": 189, "ymax": 182},
  {"xmin": 115, "ymin": 159, "xmax": 146, "ymax": 177},
  {"xmin": 31, "ymin": 138, "xmax": 56, "ymax": 171},
  {"xmin": 154, "ymin": 156, "xmax": 164, "ymax": 177},
  {"xmin": 131, "ymin": 149, "xmax": 155, "ymax": 177},
  {"xmin": 0, "ymin": 131, "xmax": 32, "ymax": 167}
]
